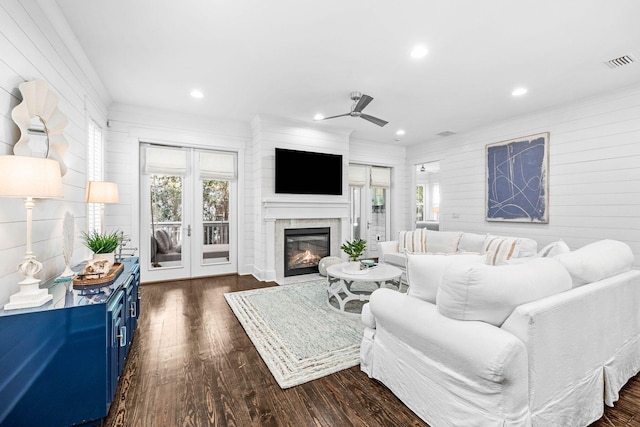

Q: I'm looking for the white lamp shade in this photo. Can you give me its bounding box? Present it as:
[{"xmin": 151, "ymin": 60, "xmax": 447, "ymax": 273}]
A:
[
  {"xmin": 0, "ymin": 156, "xmax": 63, "ymax": 198},
  {"xmin": 85, "ymin": 181, "xmax": 119, "ymax": 203}
]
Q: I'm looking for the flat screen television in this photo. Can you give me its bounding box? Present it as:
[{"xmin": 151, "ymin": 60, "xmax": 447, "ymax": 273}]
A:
[{"xmin": 275, "ymin": 148, "xmax": 343, "ymax": 195}]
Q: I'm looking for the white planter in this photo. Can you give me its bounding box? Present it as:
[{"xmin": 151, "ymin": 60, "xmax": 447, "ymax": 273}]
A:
[
  {"xmin": 93, "ymin": 252, "xmax": 115, "ymax": 265},
  {"xmin": 343, "ymin": 260, "xmax": 361, "ymax": 273}
]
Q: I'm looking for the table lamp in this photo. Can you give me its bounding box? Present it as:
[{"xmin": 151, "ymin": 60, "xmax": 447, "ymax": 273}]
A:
[
  {"xmin": 85, "ymin": 181, "xmax": 119, "ymax": 234},
  {"xmin": 0, "ymin": 155, "xmax": 64, "ymax": 310}
]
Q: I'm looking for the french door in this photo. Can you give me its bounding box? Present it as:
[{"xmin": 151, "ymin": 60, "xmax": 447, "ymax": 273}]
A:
[
  {"xmin": 140, "ymin": 144, "xmax": 237, "ymax": 282},
  {"xmin": 348, "ymin": 165, "xmax": 391, "ymax": 259}
]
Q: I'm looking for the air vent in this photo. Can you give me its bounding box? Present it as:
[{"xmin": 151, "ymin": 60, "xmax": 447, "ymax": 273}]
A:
[
  {"xmin": 606, "ymin": 54, "xmax": 636, "ymax": 69},
  {"xmin": 437, "ymin": 130, "xmax": 457, "ymax": 137}
]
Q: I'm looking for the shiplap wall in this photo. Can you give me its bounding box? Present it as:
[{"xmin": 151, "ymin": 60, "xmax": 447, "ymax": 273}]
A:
[
  {"xmin": 0, "ymin": 1, "xmax": 110, "ymax": 306},
  {"xmin": 407, "ymin": 83, "xmax": 640, "ymax": 266},
  {"xmin": 105, "ymin": 104, "xmax": 252, "ymax": 280}
]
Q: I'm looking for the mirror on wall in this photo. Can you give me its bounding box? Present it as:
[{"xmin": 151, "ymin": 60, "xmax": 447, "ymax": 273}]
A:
[
  {"xmin": 415, "ymin": 161, "xmax": 440, "ymax": 230},
  {"xmin": 11, "ymin": 79, "xmax": 69, "ymax": 176}
]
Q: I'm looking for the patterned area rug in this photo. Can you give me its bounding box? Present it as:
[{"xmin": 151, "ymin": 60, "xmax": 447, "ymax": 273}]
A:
[{"xmin": 224, "ymin": 280, "xmax": 365, "ymax": 388}]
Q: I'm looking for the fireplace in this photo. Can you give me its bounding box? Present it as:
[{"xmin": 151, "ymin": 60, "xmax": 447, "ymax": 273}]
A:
[{"xmin": 284, "ymin": 227, "xmax": 330, "ymax": 277}]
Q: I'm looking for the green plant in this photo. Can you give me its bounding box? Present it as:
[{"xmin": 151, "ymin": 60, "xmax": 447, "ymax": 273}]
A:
[
  {"xmin": 81, "ymin": 230, "xmax": 122, "ymax": 254},
  {"xmin": 340, "ymin": 238, "xmax": 367, "ymax": 261}
]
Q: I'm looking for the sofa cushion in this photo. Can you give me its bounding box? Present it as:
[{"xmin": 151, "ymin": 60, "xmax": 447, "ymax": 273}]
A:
[
  {"xmin": 426, "ymin": 230, "xmax": 462, "ymax": 253},
  {"xmin": 483, "ymin": 235, "xmax": 520, "ymax": 265},
  {"xmin": 398, "ymin": 229, "xmax": 426, "ymax": 253},
  {"xmin": 406, "ymin": 252, "xmax": 488, "ymax": 303},
  {"xmin": 553, "ymin": 239, "xmax": 633, "ymax": 287},
  {"xmin": 155, "ymin": 229, "xmax": 173, "ymax": 254},
  {"xmin": 457, "ymin": 232, "xmax": 487, "ymax": 253},
  {"xmin": 383, "ymin": 252, "xmax": 407, "ymax": 268},
  {"xmin": 436, "ymin": 258, "xmax": 572, "ymax": 326},
  {"xmin": 537, "ymin": 240, "xmax": 570, "ymax": 258},
  {"xmin": 516, "ymin": 237, "xmax": 539, "ymax": 258}
]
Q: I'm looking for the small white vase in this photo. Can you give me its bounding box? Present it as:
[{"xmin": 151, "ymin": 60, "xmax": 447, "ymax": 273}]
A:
[
  {"xmin": 93, "ymin": 252, "xmax": 115, "ymax": 264},
  {"xmin": 344, "ymin": 260, "xmax": 361, "ymax": 273}
]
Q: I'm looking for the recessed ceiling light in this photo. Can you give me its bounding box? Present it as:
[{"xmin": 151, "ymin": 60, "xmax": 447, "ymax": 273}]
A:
[
  {"xmin": 396, "ymin": 129, "xmax": 406, "ymax": 136},
  {"xmin": 410, "ymin": 45, "xmax": 428, "ymax": 59},
  {"xmin": 512, "ymin": 87, "xmax": 528, "ymax": 97},
  {"xmin": 314, "ymin": 113, "xmax": 324, "ymax": 121},
  {"xmin": 190, "ymin": 89, "xmax": 204, "ymax": 99}
]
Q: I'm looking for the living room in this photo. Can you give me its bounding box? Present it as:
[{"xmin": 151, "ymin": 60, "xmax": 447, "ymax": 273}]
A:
[{"xmin": 1, "ymin": 1, "xmax": 639, "ymax": 426}]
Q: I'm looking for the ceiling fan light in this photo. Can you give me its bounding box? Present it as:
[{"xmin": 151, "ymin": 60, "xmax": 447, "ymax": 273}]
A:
[
  {"xmin": 314, "ymin": 113, "xmax": 324, "ymax": 121},
  {"xmin": 190, "ymin": 89, "xmax": 204, "ymax": 99}
]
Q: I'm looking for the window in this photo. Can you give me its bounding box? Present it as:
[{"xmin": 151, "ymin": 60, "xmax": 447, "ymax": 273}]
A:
[
  {"xmin": 416, "ymin": 184, "xmax": 426, "ymax": 221},
  {"xmin": 87, "ymin": 120, "xmax": 104, "ymax": 233}
]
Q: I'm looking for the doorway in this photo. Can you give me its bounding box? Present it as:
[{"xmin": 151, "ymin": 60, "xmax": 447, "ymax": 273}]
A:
[
  {"xmin": 140, "ymin": 143, "xmax": 238, "ymax": 281},
  {"xmin": 348, "ymin": 164, "xmax": 391, "ymax": 259}
]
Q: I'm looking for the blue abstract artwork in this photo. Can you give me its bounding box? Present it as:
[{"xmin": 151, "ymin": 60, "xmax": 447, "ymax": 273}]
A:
[{"xmin": 486, "ymin": 132, "xmax": 549, "ymax": 223}]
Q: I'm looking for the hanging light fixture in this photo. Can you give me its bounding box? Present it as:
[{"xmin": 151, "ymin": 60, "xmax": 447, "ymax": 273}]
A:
[{"xmin": 420, "ymin": 164, "xmax": 426, "ymax": 172}]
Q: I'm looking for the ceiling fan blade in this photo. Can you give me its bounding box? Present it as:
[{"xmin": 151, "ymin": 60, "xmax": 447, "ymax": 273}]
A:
[
  {"xmin": 360, "ymin": 114, "xmax": 388, "ymax": 127},
  {"xmin": 320, "ymin": 113, "xmax": 350, "ymax": 120},
  {"xmin": 353, "ymin": 94, "xmax": 373, "ymax": 113}
]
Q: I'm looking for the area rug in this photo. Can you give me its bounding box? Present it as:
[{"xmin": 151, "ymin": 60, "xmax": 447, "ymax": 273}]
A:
[{"xmin": 224, "ymin": 280, "xmax": 365, "ymax": 388}]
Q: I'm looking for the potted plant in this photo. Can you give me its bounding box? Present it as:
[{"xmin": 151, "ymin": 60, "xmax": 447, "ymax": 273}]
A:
[
  {"xmin": 340, "ymin": 238, "xmax": 367, "ymax": 272},
  {"xmin": 81, "ymin": 229, "xmax": 122, "ymax": 264}
]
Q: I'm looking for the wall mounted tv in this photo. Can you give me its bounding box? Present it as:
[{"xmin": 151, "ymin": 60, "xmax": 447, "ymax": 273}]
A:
[{"xmin": 275, "ymin": 148, "xmax": 343, "ymax": 195}]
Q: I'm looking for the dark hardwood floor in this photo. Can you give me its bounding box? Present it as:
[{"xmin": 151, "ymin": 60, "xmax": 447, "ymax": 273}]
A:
[{"xmin": 102, "ymin": 274, "xmax": 640, "ymax": 427}]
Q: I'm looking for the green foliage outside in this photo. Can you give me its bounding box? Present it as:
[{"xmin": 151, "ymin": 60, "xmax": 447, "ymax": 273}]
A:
[{"xmin": 150, "ymin": 175, "xmax": 229, "ymax": 222}]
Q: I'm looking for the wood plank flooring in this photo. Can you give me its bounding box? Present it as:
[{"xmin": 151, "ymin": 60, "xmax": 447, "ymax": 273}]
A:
[{"xmin": 101, "ymin": 274, "xmax": 640, "ymax": 427}]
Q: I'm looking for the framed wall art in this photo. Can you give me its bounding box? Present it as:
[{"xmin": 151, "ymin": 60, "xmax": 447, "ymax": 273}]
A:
[{"xmin": 486, "ymin": 132, "xmax": 549, "ymax": 223}]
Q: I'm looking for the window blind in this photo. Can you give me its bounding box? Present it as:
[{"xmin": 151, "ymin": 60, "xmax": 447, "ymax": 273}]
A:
[
  {"xmin": 348, "ymin": 164, "xmax": 366, "ymax": 186},
  {"xmin": 370, "ymin": 166, "xmax": 391, "ymax": 188},
  {"xmin": 199, "ymin": 150, "xmax": 236, "ymax": 180},
  {"xmin": 142, "ymin": 144, "xmax": 188, "ymax": 175}
]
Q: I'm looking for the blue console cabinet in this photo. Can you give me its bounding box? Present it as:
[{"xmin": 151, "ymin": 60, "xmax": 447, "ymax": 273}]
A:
[{"xmin": 0, "ymin": 257, "xmax": 140, "ymax": 427}]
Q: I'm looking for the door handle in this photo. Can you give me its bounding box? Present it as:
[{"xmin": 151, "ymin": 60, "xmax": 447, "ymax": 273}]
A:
[{"xmin": 187, "ymin": 224, "xmax": 191, "ymax": 237}]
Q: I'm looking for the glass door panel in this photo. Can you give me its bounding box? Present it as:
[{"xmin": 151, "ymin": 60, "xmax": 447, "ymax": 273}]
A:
[
  {"xmin": 150, "ymin": 174, "xmax": 184, "ymax": 269},
  {"xmin": 201, "ymin": 179, "xmax": 230, "ymax": 264},
  {"xmin": 349, "ymin": 186, "xmax": 363, "ymax": 241},
  {"xmin": 369, "ymin": 187, "xmax": 387, "ymax": 256}
]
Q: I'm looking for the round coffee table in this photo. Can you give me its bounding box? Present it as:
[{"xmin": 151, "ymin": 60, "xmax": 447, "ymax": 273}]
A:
[{"xmin": 326, "ymin": 263, "xmax": 402, "ymax": 316}]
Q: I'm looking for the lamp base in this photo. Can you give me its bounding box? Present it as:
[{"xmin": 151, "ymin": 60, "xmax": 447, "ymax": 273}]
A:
[{"xmin": 4, "ymin": 281, "xmax": 53, "ymax": 311}]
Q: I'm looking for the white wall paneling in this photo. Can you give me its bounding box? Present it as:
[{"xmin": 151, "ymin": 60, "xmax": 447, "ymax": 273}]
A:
[
  {"xmin": 0, "ymin": 1, "xmax": 110, "ymax": 305},
  {"xmin": 407, "ymin": 83, "xmax": 640, "ymax": 267}
]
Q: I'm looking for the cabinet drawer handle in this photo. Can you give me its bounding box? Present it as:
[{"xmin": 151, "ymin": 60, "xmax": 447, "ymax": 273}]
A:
[
  {"xmin": 130, "ymin": 302, "xmax": 137, "ymax": 318},
  {"xmin": 118, "ymin": 326, "xmax": 127, "ymax": 347}
]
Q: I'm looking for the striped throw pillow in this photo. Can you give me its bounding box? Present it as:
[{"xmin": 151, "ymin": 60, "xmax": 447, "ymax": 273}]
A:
[
  {"xmin": 482, "ymin": 235, "xmax": 520, "ymax": 265},
  {"xmin": 398, "ymin": 229, "xmax": 426, "ymax": 253}
]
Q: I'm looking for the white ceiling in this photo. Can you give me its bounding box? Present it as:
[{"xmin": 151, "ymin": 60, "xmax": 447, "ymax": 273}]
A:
[{"xmin": 54, "ymin": 0, "xmax": 640, "ymax": 146}]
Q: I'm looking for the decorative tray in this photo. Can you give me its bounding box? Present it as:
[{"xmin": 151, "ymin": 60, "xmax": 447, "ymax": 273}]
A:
[{"xmin": 73, "ymin": 262, "xmax": 124, "ymax": 290}]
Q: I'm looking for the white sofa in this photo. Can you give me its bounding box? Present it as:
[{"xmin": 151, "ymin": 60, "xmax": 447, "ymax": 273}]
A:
[
  {"xmin": 361, "ymin": 239, "xmax": 640, "ymax": 426},
  {"xmin": 378, "ymin": 230, "xmax": 539, "ymax": 283}
]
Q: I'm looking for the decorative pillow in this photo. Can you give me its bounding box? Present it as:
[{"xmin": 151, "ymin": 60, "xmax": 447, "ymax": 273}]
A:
[
  {"xmin": 482, "ymin": 235, "xmax": 520, "ymax": 265},
  {"xmin": 155, "ymin": 229, "xmax": 172, "ymax": 254},
  {"xmin": 398, "ymin": 229, "xmax": 426, "ymax": 253},
  {"xmin": 457, "ymin": 232, "xmax": 487, "ymax": 253},
  {"xmin": 425, "ymin": 230, "xmax": 463, "ymax": 253},
  {"xmin": 537, "ymin": 240, "xmax": 570, "ymax": 258},
  {"xmin": 406, "ymin": 252, "xmax": 488, "ymax": 303},
  {"xmin": 553, "ymin": 239, "xmax": 633, "ymax": 287},
  {"xmin": 436, "ymin": 258, "xmax": 572, "ymax": 326},
  {"xmin": 516, "ymin": 237, "xmax": 538, "ymax": 258}
]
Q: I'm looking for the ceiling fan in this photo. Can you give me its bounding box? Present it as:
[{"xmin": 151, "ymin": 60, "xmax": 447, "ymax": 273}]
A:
[{"xmin": 318, "ymin": 91, "xmax": 388, "ymax": 127}]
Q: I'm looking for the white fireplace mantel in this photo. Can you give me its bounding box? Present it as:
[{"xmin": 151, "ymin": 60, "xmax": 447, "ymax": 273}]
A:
[
  {"xmin": 261, "ymin": 198, "xmax": 350, "ymax": 281},
  {"xmin": 262, "ymin": 198, "xmax": 350, "ymax": 220}
]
